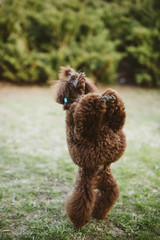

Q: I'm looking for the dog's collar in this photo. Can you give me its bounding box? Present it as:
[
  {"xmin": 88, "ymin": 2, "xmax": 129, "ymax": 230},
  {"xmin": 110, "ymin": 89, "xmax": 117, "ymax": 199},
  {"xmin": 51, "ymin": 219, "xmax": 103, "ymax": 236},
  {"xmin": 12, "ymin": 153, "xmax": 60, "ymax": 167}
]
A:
[{"xmin": 64, "ymin": 98, "xmax": 68, "ymax": 103}]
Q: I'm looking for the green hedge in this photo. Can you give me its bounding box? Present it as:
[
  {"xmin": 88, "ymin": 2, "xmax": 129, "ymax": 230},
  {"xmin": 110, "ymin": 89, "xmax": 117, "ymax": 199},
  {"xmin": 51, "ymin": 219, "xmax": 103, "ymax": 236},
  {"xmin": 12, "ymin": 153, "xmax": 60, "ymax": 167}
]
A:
[{"xmin": 0, "ymin": 0, "xmax": 160, "ymax": 87}]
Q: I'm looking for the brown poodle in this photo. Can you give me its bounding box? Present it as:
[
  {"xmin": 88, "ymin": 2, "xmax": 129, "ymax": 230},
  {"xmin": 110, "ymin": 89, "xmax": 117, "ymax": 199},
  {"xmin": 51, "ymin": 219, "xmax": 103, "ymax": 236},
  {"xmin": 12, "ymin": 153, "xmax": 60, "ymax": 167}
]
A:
[{"xmin": 55, "ymin": 66, "xmax": 126, "ymax": 230}]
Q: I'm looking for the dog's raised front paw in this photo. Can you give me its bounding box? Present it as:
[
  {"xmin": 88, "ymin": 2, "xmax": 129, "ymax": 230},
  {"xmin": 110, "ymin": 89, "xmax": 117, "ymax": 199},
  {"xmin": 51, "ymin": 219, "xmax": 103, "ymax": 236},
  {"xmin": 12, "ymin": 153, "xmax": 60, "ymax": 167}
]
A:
[{"xmin": 100, "ymin": 95, "xmax": 116, "ymax": 104}]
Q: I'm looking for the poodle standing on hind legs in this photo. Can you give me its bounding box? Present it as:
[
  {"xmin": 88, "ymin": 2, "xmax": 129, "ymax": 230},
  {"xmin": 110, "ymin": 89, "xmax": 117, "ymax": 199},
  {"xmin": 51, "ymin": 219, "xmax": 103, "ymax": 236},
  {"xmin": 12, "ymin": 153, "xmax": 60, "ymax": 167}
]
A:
[{"xmin": 55, "ymin": 66, "xmax": 126, "ymax": 229}]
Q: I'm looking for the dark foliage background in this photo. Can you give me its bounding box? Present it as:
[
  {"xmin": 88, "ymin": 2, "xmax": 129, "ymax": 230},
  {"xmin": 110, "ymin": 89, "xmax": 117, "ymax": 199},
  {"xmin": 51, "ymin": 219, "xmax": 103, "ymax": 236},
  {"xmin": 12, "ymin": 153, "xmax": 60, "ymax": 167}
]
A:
[{"xmin": 0, "ymin": 0, "xmax": 160, "ymax": 87}]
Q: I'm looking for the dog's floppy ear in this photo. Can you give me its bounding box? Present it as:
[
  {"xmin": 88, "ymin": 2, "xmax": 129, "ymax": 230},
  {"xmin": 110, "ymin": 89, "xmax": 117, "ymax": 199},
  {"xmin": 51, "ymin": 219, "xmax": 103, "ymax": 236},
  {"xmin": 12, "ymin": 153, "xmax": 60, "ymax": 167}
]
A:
[
  {"xmin": 85, "ymin": 78, "xmax": 97, "ymax": 93},
  {"xmin": 54, "ymin": 81, "xmax": 70, "ymax": 105},
  {"xmin": 54, "ymin": 66, "xmax": 73, "ymax": 105}
]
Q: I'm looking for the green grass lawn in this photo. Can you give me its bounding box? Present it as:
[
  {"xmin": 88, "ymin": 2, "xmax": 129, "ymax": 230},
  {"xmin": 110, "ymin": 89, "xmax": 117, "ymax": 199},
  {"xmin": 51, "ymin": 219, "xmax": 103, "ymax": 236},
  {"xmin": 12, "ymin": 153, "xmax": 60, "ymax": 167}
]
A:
[{"xmin": 0, "ymin": 84, "xmax": 160, "ymax": 240}]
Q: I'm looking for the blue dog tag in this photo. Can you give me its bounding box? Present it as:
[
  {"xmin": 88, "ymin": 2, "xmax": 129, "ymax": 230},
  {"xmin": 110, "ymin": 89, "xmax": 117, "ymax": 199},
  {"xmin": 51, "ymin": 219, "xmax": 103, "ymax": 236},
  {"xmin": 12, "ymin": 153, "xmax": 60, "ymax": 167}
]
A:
[{"xmin": 64, "ymin": 98, "xmax": 68, "ymax": 103}]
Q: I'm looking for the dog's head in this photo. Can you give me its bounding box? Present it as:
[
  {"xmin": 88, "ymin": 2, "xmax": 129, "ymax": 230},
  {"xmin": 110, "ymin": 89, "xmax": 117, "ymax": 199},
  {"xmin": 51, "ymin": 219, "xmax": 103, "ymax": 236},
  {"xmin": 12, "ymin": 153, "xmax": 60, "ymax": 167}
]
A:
[
  {"xmin": 59, "ymin": 66, "xmax": 86, "ymax": 91},
  {"xmin": 55, "ymin": 66, "xmax": 97, "ymax": 110}
]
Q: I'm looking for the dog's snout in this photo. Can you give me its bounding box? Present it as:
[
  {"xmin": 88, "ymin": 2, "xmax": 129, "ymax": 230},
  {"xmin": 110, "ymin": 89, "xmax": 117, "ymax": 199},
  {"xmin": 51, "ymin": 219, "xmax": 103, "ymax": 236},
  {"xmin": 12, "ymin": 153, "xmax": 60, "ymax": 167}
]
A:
[
  {"xmin": 80, "ymin": 72, "xmax": 85, "ymax": 76},
  {"xmin": 78, "ymin": 72, "xmax": 85, "ymax": 79}
]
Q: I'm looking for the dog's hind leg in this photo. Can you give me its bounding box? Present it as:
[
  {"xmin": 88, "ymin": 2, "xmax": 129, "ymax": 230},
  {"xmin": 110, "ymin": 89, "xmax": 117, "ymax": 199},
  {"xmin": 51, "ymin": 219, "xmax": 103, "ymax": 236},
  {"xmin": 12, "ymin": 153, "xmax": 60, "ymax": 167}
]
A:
[
  {"xmin": 65, "ymin": 168, "xmax": 96, "ymax": 230},
  {"xmin": 92, "ymin": 165, "xmax": 119, "ymax": 219}
]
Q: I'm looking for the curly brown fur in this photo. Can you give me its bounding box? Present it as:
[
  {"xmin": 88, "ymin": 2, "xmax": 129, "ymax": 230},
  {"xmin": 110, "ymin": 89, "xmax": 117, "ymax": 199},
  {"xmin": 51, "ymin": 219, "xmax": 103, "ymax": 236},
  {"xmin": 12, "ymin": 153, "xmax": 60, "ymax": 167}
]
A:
[
  {"xmin": 54, "ymin": 66, "xmax": 97, "ymax": 110},
  {"xmin": 66, "ymin": 168, "xmax": 96, "ymax": 229},
  {"xmin": 65, "ymin": 88, "xmax": 126, "ymax": 229},
  {"xmin": 54, "ymin": 68, "xmax": 126, "ymax": 229},
  {"xmin": 92, "ymin": 165, "xmax": 119, "ymax": 219}
]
